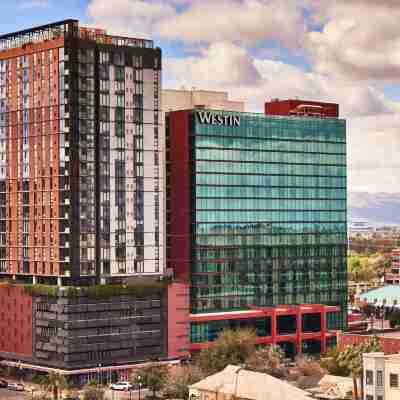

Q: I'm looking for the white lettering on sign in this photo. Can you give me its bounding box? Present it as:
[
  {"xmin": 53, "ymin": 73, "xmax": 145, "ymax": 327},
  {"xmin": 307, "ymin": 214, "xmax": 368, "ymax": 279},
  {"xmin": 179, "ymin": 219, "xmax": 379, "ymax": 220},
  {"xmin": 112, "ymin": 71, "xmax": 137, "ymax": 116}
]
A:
[{"xmin": 197, "ymin": 111, "xmax": 240, "ymax": 127}]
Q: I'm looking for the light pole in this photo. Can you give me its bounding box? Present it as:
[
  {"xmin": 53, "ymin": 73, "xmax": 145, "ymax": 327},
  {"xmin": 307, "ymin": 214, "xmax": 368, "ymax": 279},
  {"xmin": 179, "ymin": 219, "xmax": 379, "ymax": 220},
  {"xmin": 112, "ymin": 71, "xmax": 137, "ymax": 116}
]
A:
[
  {"xmin": 97, "ymin": 364, "xmax": 102, "ymax": 388},
  {"xmin": 137, "ymin": 375, "xmax": 142, "ymax": 400}
]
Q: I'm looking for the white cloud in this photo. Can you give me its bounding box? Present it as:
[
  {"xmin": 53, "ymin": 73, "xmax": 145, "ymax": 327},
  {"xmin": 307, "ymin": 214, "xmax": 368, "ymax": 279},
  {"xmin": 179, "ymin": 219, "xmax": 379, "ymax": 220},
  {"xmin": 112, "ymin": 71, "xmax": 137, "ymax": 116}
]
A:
[
  {"xmin": 348, "ymin": 113, "xmax": 400, "ymax": 193},
  {"xmin": 158, "ymin": 0, "xmax": 307, "ymax": 49},
  {"xmin": 85, "ymin": 0, "xmax": 400, "ymax": 193},
  {"xmin": 166, "ymin": 42, "xmax": 261, "ymax": 88},
  {"xmin": 87, "ymin": 0, "xmax": 176, "ymax": 38},
  {"xmin": 166, "ymin": 46, "xmax": 391, "ymax": 117},
  {"xmin": 306, "ymin": 0, "xmax": 400, "ymax": 80},
  {"xmin": 87, "ymin": 0, "xmax": 307, "ymax": 48},
  {"xmin": 165, "ymin": 43, "xmax": 400, "ymax": 193}
]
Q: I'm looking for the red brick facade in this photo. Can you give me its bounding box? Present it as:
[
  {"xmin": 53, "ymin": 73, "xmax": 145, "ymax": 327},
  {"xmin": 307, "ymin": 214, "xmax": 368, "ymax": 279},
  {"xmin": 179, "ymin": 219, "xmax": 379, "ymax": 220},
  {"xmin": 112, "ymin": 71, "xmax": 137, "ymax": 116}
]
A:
[
  {"xmin": 0, "ymin": 284, "xmax": 33, "ymax": 357},
  {"xmin": 338, "ymin": 332, "xmax": 400, "ymax": 354},
  {"xmin": 0, "ymin": 37, "xmax": 63, "ymax": 276},
  {"xmin": 167, "ymin": 282, "xmax": 190, "ymax": 358}
]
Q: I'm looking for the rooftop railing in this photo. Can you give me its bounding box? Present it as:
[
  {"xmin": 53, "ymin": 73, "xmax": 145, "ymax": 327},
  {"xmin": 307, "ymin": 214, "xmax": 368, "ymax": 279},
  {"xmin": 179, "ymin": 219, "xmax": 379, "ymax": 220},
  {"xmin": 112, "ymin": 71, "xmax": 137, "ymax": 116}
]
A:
[{"xmin": 0, "ymin": 19, "xmax": 153, "ymax": 52}]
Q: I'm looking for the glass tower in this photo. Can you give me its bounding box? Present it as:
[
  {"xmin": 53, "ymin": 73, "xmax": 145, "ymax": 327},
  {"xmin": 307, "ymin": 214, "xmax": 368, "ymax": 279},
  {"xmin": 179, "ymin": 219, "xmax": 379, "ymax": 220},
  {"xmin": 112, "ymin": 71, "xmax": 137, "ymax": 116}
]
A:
[{"xmin": 167, "ymin": 108, "xmax": 347, "ymax": 341}]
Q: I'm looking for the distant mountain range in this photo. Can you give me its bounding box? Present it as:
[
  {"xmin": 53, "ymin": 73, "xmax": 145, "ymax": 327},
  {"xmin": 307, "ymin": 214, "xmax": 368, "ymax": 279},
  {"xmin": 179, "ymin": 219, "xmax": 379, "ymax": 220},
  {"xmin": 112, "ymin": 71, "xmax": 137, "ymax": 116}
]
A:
[{"xmin": 348, "ymin": 192, "xmax": 400, "ymax": 226}]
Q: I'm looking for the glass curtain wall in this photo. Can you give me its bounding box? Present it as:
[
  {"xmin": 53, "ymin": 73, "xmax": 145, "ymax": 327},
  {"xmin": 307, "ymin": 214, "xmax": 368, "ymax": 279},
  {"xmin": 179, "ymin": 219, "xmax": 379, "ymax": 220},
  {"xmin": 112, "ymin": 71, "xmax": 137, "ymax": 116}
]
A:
[{"xmin": 191, "ymin": 111, "xmax": 347, "ymax": 329}]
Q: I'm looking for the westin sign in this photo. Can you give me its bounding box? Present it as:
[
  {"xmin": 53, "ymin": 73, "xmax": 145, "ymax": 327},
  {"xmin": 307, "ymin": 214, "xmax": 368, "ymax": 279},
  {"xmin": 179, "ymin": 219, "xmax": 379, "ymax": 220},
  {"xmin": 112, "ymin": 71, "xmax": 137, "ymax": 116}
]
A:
[{"xmin": 197, "ymin": 111, "xmax": 240, "ymax": 127}]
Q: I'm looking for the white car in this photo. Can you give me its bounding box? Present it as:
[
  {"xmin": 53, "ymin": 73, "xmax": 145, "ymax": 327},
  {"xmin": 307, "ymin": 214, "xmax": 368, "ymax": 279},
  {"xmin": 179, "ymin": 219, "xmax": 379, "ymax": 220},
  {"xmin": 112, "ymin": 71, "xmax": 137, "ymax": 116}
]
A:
[
  {"xmin": 7, "ymin": 382, "xmax": 25, "ymax": 391},
  {"xmin": 110, "ymin": 381, "xmax": 133, "ymax": 391}
]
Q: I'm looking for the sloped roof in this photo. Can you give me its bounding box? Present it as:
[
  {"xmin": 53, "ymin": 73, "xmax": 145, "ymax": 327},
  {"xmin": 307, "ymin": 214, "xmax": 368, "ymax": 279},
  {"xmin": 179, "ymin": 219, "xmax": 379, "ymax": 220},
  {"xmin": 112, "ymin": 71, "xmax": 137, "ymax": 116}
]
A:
[
  {"xmin": 190, "ymin": 365, "xmax": 311, "ymax": 400},
  {"xmin": 318, "ymin": 375, "xmax": 354, "ymax": 399}
]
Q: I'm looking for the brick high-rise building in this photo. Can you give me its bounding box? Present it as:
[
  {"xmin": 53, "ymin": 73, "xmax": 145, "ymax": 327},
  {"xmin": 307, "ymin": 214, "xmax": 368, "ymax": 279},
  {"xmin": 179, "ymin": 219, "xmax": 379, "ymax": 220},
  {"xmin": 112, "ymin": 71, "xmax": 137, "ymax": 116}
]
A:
[
  {"xmin": 0, "ymin": 20, "xmax": 163, "ymax": 284},
  {"xmin": 0, "ymin": 20, "xmax": 170, "ymax": 380}
]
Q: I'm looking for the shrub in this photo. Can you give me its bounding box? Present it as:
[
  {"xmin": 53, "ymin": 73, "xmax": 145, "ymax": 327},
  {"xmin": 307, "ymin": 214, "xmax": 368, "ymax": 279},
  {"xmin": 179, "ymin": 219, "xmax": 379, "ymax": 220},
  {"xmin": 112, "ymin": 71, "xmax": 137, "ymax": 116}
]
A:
[{"xmin": 23, "ymin": 284, "xmax": 58, "ymax": 297}]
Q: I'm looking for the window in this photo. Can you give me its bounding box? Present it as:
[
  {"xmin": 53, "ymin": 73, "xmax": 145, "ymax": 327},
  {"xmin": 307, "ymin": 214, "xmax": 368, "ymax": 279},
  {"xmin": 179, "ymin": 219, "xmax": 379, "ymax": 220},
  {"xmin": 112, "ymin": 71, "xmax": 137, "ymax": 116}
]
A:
[
  {"xmin": 377, "ymin": 396, "xmax": 383, "ymax": 400},
  {"xmin": 390, "ymin": 373, "xmax": 399, "ymax": 388},
  {"xmin": 377, "ymin": 370, "xmax": 383, "ymax": 387},
  {"xmin": 366, "ymin": 370, "xmax": 373, "ymax": 385},
  {"xmin": 366, "ymin": 396, "xmax": 373, "ymax": 400}
]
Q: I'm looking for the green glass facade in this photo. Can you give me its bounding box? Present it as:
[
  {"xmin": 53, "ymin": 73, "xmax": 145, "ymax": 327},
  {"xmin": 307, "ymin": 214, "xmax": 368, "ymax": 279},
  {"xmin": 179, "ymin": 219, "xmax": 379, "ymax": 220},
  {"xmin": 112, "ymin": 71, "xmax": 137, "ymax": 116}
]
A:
[{"xmin": 190, "ymin": 110, "xmax": 347, "ymax": 329}]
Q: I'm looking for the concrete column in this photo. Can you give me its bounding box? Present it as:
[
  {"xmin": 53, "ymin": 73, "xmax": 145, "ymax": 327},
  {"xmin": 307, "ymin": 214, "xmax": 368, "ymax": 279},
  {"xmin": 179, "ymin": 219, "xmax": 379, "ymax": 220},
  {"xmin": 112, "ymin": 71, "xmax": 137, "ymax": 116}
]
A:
[
  {"xmin": 57, "ymin": 276, "xmax": 62, "ymax": 287},
  {"xmin": 271, "ymin": 310, "xmax": 277, "ymax": 344},
  {"xmin": 321, "ymin": 306, "xmax": 327, "ymax": 354},
  {"xmin": 296, "ymin": 309, "xmax": 302, "ymax": 355},
  {"xmin": 32, "ymin": 276, "xmax": 37, "ymax": 284}
]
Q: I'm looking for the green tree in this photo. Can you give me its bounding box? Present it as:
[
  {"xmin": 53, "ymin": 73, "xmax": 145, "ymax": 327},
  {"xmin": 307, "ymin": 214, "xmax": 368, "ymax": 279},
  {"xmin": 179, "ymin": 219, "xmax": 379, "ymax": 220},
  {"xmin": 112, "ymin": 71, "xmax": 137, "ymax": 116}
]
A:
[
  {"xmin": 82, "ymin": 383, "xmax": 105, "ymax": 400},
  {"xmin": 246, "ymin": 345, "xmax": 288, "ymax": 378},
  {"xmin": 337, "ymin": 336, "xmax": 382, "ymax": 400},
  {"xmin": 320, "ymin": 347, "xmax": 350, "ymax": 377},
  {"xmin": 39, "ymin": 372, "xmax": 67, "ymax": 400},
  {"xmin": 388, "ymin": 310, "xmax": 400, "ymax": 328},
  {"xmin": 199, "ymin": 328, "xmax": 257, "ymax": 375},
  {"xmin": 133, "ymin": 364, "xmax": 168, "ymax": 398},
  {"xmin": 163, "ymin": 365, "xmax": 204, "ymax": 399}
]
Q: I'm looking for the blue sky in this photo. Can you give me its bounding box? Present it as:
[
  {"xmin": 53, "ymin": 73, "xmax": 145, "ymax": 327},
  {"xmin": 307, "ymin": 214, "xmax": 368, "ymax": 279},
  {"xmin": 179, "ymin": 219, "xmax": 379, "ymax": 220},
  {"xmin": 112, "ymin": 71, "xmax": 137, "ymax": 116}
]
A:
[{"xmin": 1, "ymin": 0, "xmax": 400, "ymax": 194}]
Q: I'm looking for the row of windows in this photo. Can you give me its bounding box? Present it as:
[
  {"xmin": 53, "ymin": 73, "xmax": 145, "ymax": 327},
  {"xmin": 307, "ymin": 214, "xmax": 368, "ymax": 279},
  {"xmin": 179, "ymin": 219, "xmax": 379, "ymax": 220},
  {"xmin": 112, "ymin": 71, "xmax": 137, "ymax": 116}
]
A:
[
  {"xmin": 195, "ymin": 222, "xmax": 347, "ymax": 234},
  {"xmin": 194, "ymin": 116, "xmax": 346, "ymax": 143},
  {"xmin": 192, "ymin": 272, "xmax": 345, "ymax": 286},
  {"xmin": 194, "ymin": 135, "xmax": 346, "ymax": 154},
  {"xmin": 196, "ymin": 174, "xmax": 346, "ymax": 187},
  {"xmin": 195, "ymin": 210, "xmax": 346, "ymax": 223},
  {"xmin": 195, "ymin": 198, "xmax": 346, "ymax": 211},
  {"xmin": 195, "ymin": 160, "xmax": 346, "ymax": 177},
  {"xmin": 196, "ymin": 235, "xmax": 345, "ymax": 248},
  {"xmin": 192, "ymin": 259, "xmax": 346, "ymax": 274},
  {"xmin": 195, "ymin": 148, "xmax": 346, "ymax": 165},
  {"xmin": 195, "ymin": 186, "xmax": 346, "ymax": 199},
  {"xmin": 194, "ymin": 234, "xmax": 347, "ymax": 247},
  {"xmin": 191, "ymin": 290, "xmax": 346, "ymax": 313}
]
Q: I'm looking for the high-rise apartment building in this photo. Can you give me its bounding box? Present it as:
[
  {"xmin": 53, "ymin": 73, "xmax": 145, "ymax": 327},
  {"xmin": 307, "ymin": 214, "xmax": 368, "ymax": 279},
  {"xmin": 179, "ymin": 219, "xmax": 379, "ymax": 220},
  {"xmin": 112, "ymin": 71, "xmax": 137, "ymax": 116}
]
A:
[
  {"xmin": 0, "ymin": 20, "xmax": 168, "ymax": 381},
  {"xmin": 166, "ymin": 100, "xmax": 347, "ymax": 357},
  {"xmin": 0, "ymin": 20, "xmax": 163, "ymax": 284}
]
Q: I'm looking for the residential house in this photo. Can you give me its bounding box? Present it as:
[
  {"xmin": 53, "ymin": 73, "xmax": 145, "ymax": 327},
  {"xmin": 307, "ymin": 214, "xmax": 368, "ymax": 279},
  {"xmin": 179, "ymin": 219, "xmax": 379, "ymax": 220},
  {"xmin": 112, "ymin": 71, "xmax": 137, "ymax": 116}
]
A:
[{"xmin": 189, "ymin": 365, "xmax": 311, "ymax": 400}]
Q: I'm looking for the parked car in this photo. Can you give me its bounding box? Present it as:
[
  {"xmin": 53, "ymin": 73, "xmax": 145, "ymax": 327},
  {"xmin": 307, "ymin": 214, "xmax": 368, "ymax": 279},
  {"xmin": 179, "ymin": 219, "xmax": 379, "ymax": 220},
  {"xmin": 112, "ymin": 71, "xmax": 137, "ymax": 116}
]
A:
[
  {"xmin": 110, "ymin": 381, "xmax": 133, "ymax": 391},
  {"xmin": 7, "ymin": 382, "xmax": 25, "ymax": 391},
  {"xmin": 0, "ymin": 379, "xmax": 7, "ymax": 388}
]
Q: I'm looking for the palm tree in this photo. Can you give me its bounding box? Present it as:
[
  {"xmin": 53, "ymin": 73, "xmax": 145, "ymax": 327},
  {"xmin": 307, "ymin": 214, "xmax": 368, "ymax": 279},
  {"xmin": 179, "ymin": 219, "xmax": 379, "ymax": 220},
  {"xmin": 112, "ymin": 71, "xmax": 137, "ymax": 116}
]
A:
[
  {"xmin": 40, "ymin": 372, "xmax": 68, "ymax": 400},
  {"xmin": 337, "ymin": 336, "xmax": 382, "ymax": 399}
]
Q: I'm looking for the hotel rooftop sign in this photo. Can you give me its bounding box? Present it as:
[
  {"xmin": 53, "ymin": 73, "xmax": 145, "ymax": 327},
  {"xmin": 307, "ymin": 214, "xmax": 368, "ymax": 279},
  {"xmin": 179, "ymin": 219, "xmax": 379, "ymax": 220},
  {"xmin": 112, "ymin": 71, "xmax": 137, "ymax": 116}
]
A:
[{"xmin": 197, "ymin": 111, "xmax": 240, "ymax": 127}]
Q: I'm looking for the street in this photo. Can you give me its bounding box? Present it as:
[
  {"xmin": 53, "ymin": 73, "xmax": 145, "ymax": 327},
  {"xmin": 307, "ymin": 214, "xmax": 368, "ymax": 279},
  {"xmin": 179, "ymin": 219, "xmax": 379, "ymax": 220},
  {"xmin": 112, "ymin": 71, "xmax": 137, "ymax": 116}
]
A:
[
  {"xmin": 105, "ymin": 388, "xmax": 150, "ymax": 400},
  {"xmin": 0, "ymin": 387, "xmax": 149, "ymax": 400},
  {"xmin": 0, "ymin": 388, "xmax": 29, "ymax": 399}
]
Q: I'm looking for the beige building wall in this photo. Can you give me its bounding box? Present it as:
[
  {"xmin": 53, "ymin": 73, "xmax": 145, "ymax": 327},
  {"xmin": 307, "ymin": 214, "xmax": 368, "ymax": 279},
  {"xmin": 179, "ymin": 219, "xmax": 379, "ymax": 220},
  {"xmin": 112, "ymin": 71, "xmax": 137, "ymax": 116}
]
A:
[
  {"xmin": 363, "ymin": 352, "xmax": 400, "ymax": 400},
  {"xmin": 162, "ymin": 89, "xmax": 245, "ymax": 112},
  {"xmin": 364, "ymin": 353, "xmax": 386, "ymax": 400},
  {"xmin": 385, "ymin": 357, "xmax": 400, "ymax": 400}
]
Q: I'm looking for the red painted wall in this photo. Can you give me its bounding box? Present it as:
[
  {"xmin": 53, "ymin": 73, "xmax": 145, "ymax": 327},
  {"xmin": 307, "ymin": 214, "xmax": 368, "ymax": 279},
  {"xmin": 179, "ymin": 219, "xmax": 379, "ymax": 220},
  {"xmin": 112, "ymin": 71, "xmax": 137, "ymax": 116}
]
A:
[
  {"xmin": 265, "ymin": 99, "xmax": 339, "ymax": 118},
  {"xmin": 338, "ymin": 332, "xmax": 400, "ymax": 354},
  {"xmin": 168, "ymin": 111, "xmax": 191, "ymax": 281},
  {"xmin": 0, "ymin": 284, "xmax": 33, "ymax": 357},
  {"xmin": 167, "ymin": 282, "xmax": 190, "ymax": 358}
]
